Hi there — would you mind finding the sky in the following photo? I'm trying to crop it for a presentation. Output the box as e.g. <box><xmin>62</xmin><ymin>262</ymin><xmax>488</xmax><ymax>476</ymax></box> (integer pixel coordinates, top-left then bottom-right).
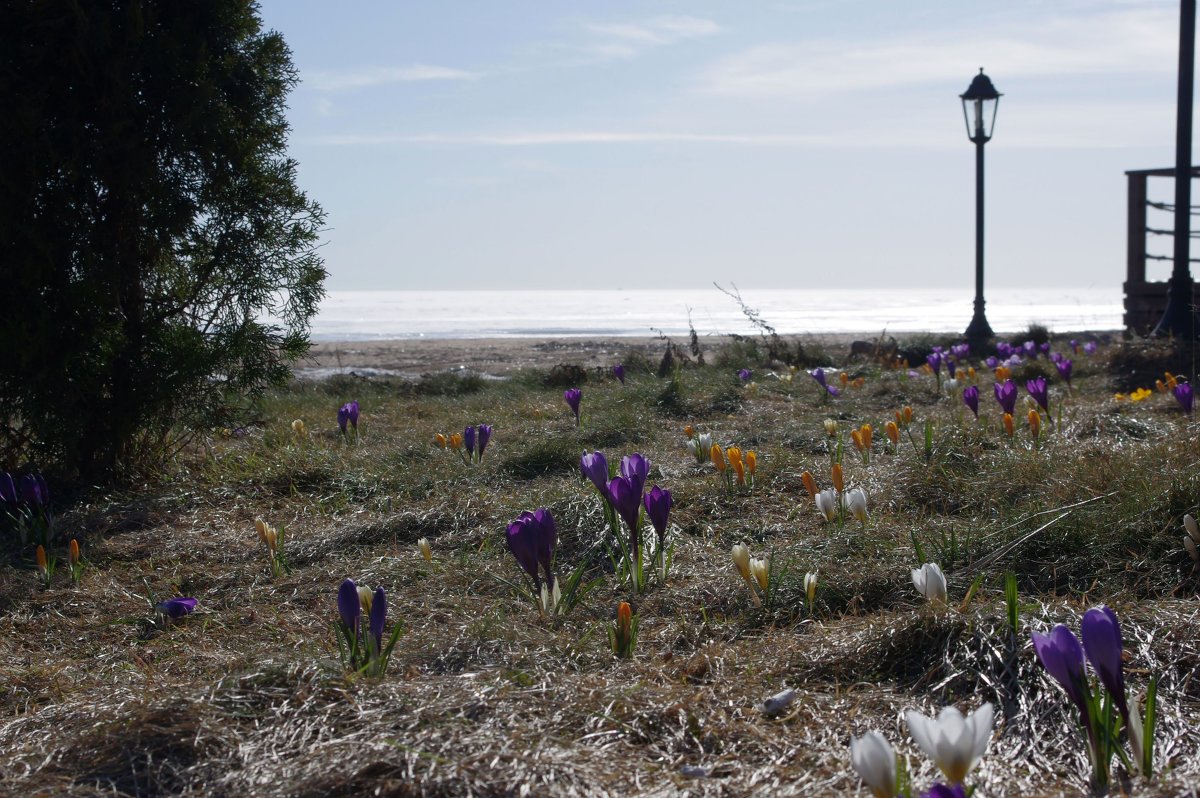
<box><xmin>257</xmin><ymin>0</ymin><xmax>1193</xmax><ymax>292</ymax></box>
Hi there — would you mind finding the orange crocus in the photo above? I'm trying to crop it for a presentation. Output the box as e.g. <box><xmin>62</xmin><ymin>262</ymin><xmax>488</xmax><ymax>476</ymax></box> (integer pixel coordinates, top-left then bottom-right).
<box><xmin>902</xmin><ymin>406</ymin><xmax>914</xmax><ymax>424</ymax></box>
<box><xmin>727</xmin><ymin>447</ymin><xmax>745</xmax><ymax>484</ymax></box>
<box><xmin>831</xmin><ymin>463</ymin><xmax>844</xmax><ymax>493</ymax></box>
<box><xmin>801</xmin><ymin>470</ymin><xmax>818</xmax><ymax>499</ymax></box>
<box><xmin>850</xmin><ymin>429</ymin><xmax>864</xmax><ymax>451</ymax></box>
<box><xmin>861</xmin><ymin>424</ymin><xmax>872</xmax><ymax>448</ymax></box>
<box><xmin>745</xmin><ymin>450</ymin><xmax>757</xmax><ymax>477</ymax></box>
<box><xmin>1028</xmin><ymin>409</ymin><xmax>1041</xmax><ymax>438</ymax></box>
<box><xmin>69</xmin><ymin>538</ymin><xmax>81</xmax><ymax>567</ymax></box>
<box><xmin>995</xmin><ymin>366</ymin><xmax>1012</xmax><ymax>382</ymax></box>
<box><xmin>434</xmin><ymin>433</ymin><xmax>447</xmax><ymax>449</ymax></box>
<box><xmin>449</xmin><ymin>433</ymin><xmax>463</xmax><ymax>450</ymax></box>
<box><xmin>839</xmin><ymin>372</ymin><xmax>850</xmax><ymax>387</ymax></box>
<box><xmin>886</xmin><ymin>421</ymin><xmax>900</xmax><ymax>446</ymax></box>
<box><xmin>684</xmin><ymin>424</ymin><xmax>696</xmax><ymax>439</ymax></box>
<box><xmin>36</xmin><ymin>544</ymin><xmax>47</xmax><ymax>573</ymax></box>
<box><xmin>1003</xmin><ymin>413</ymin><xmax>1015</xmax><ymax>437</ymax></box>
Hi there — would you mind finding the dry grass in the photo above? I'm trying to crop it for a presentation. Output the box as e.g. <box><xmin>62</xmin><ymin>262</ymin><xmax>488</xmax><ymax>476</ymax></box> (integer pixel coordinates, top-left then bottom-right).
<box><xmin>2</xmin><ymin>336</ymin><xmax>1199</xmax><ymax>797</ymax></box>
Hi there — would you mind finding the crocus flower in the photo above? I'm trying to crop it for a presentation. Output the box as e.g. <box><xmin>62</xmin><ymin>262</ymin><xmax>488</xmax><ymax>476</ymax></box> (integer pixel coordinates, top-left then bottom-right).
<box><xmin>1026</xmin><ymin>376</ymin><xmax>1049</xmax><ymax>413</ymax></box>
<box><xmin>738</xmin><ymin>368</ymin><xmax>752</xmax><ymax>382</ymax></box>
<box><xmin>962</xmin><ymin>385</ymin><xmax>979</xmax><ymax>418</ymax></box>
<box><xmin>417</xmin><ymin>537</ymin><xmax>432</xmax><ymax>562</ymax></box>
<box><xmin>886</xmin><ymin>421</ymin><xmax>900</xmax><ymax>446</ymax></box>
<box><xmin>926</xmin><ymin>350</ymin><xmax>943</xmax><ymax>375</ymax></box>
<box><xmin>912</xmin><ymin>563</ymin><xmax>947</xmax><ymax>605</ymax></box>
<box><xmin>620</xmin><ymin>453</ymin><xmax>650</xmax><ymax>497</ymax></box>
<box><xmin>750</xmin><ymin>558</ymin><xmax>770</xmax><ymax>591</ymax></box>
<box><xmin>946</xmin><ymin>358</ymin><xmax>957</xmax><ymax>380</ymax></box>
<box><xmin>1084</xmin><ymin>341</ymin><xmax>1099</xmax><ymax>355</ymax></box>
<box><xmin>800</xmin><ymin>470</ymin><xmax>818</xmax><ymax>499</ymax></box>
<box><xmin>506</xmin><ymin>514</ymin><xmax>544</xmax><ymax>588</ymax></box>
<box><xmin>1175</xmin><ymin>382</ymin><xmax>1194</xmax><ymax>414</ymax></box>
<box><xmin>1002</xmin><ymin>413</ymin><xmax>1014</xmax><ymax>437</ymax></box>
<box><xmin>711</xmin><ymin>444</ymin><xmax>726</xmax><ymax>472</ymax></box>
<box><xmin>846</xmin><ymin>487</ymin><xmax>869</xmax><ymax>523</ymax></box>
<box><xmin>463</xmin><ymin>425</ymin><xmax>476</xmax><ymax>458</ymax></box>
<box><xmin>19</xmin><ymin>474</ymin><xmax>48</xmax><ymax>507</ymax></box>
<box><xmin>1081</xmin><ymin>606</ymin><xmax>1129</xmax><ymax>722</ymax></box>
<box><xmin>804</xmin><ymin>571</ymin><xmax>818</xmax><ymax>606</ymax></box>
<box><xmin>996</xmin><ymin>342</ymin><xmax>1012</xmax><ymax>357</ymax></box>
<box><xmin>434</xmin><ymin>433</ymin><xmax>447</xmax><ymax>449</ymax></box>
<box><xmin>337</xmin><ymin>401</ymin><xmax>360</xmax><ymax>433</ymax></box>
<box><xmin>292</xmin><ymin>419</ymin><xmax>306</xmax><ymax>437</ymax></box>
<box><xmin>613</xmin><ymin>363</ymin><xmax>626</xmax><ymax>384</ymax></box>
<box><xmin>1028</xmin><ymin>409</ymin><xmax>1041</xmax><ymax>438</ymax></box>
<box><xmin>831</xmin><ymin>463</ymin><xmax>844</xmax><ymax>493</ymax></box>
<box><xmin>922</xmin><ymin>783</ymin><xmax>968</xmax><ymax>798</ymax></box>
<box><xmin>1023</xmin><ymin>340</ymin><xmax>1037</xmax><ymax>357</ymax></box>
<box><xmin>643</xmin><ymin>485</ymin><xmax>672</xmax><ymax>542</ymax></box>
<box><xmin>563</xmin><ymin>388</ymin><xmax>582</xmax><ymax>425</ymax></box>
<box><xmin>69</xmin><ymin>538</ymin><xmax>81</xmax><ymax>567</ymax></box>
<box><xmin>607</xmin><ymin>476</ymin><xmax>643</xmax><ymax>542</ymax></box>
<box><xmin>1033</xmin><ymin>624</ymin><xmax>1090</xmax><ymax>713</ymax></box>
<box><xmin>810</xmin><ymin>368</ymin><xmax>839</xmax><ymax>396</ymax></box>
<box><xmin>824</xmin><ymin>418</ymin><xmax>839</xmax><ymax>436</ymax></box>
<box><xmin>157</xmin><ymin>597</ymin><xmax>199</xmax><ymax>619</ymax></box>
<box><xmin>368</xmin><ymin>587</ymin><xmax>386</xmax><ymax>652</ymax></box>
<box><xmin>850</xmin><ymin>731</ymin><xmax>898</xmax><ymax>798</ymax></box>
<box><xmin>1070</xmin><ymin>339</ymin><xmax>1079</xmax><ymax>354</ymax></box>
<box><xmin>951</xmin><ymin>343</ymin><xmax>970</xmax><ymax>359</ymax></box>
<box><xmin>815</xmin><ymin>489</ymin><xmax>838</xmax><ymax>521</ymax></box>
<box><xmin>36</xmin><ymin>544</ymin><xmax>47</xmax><ymax>574</ymax></box>
<box><xmin>580</xmin><ymin>450</ymin><xmax>609</xmax><ymax>493</ymax></box>
<box><xmin>1055</xmin><ymin>358</ymin><xmax>1073</xmax><ymax>387</ymax></box>
<box><xmin>905</xmin><ymin>703</ymin><xmax>994</xmax><ymax>785</ymax></box>
<box><xmin>448</xmin><ymin>433</ymin><xmax>463</xmax><ymax>450</ymax></box>
<box><xmin>727</xmin><ymin>446</ymin><xmax>745</xmax><ymax>484</ymax></box>
<box><xmin>745</xmin><ymin>450</ymin><xmax>757</xmax><ymax>479</ymax></box>
<box><xmin>337</xmin><ymin>578</ymin><xmax>360</xmax><ymax>631</ymax></box>
<box><xmin>985</xmin><ymin>356</ymin><xmax>999</xmax><ymax>369</ymax></box>
<box><xmin>476</xmin><ymin>424</ymin><xmax>493</xmax><ymax>459</ymax></box>
<box><xmin>994</xmin><ymin>380</ymin><xmax>1017</xmax><ymax>415</ymax></box>
<box><xmin>731</xmin><ymin>543</ymin><xmax>752</xmax><ymax>583</ymax></box>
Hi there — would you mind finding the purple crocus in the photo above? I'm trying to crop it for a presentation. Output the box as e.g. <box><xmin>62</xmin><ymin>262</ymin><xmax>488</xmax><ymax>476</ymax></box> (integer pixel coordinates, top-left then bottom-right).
<box><xmin>1032</xmin><ymin>624</ymin><xmax>1091</xmax><ymax>724</ymax></box>
<box><xmin>1023</xmin><ymin>341</ymin><xmax>1037</xmax><ymax>357</ymax></box>
<box><xmin>946</xmin><ymin>358</ymin><xmax>958</xmax><ymax>380</ymax></box>
<box><xmin>996</xmin><ymin>342</ymin><xmax>1013</xmax><ymax>358</ymax></box>
<box><xmin>19</xmin><ymin>474</ymin><xmax>48</xmax><ymax>508</ymax></box>
<box><xmin>643</xmin><ymin>485</ymin><xmax>672</xmax><ymax>543</ymax></box>
<box><xmin>0</xmin><ymin>473</ymin><xmax>16</xmax><ymax>504</ymax></box>
<box><xmin>994</xmin><ymin>380</ymin><xmax>1018</xmax><ymax>415</ymax></box>
<box><xmin>1040</xmin><ymin>342</ymin><xmax>1051</xmax><ymax>354</ymax></box>
<box><xmin>926</xmin><ymin>350</ymin><xmax>943</xmax><ymax>375</ymax></box>
<box><xmin>619</xmin><ymin>453</ymin><xmax>650</xmax><ymax>497</ymax></box>
<box><xmin>1081</xmin><ymin>606</ymin><xmax>1128</xmax><ymax>722</ymax></box>
<box><xmin>951</xmin><ymin>343</ymin><xmax>970</xmax><ymax>359</ymax></box>
<box><xmin>368</xmin><ymin>586</ymin><xmax>387</xmax><ymax>652</ymax></box>
<box><xmin>564</xmin><ymin>388</ymin><xmax>582</xmax><ymax>425</ymax></box>
<box><xmin>922</xmin><ymin>785</ymin><xmax>968</xmax><ymax>798</ymax></box>
<box><xmin>738</xmin><ymin>368</ymin><xmax>752</xmax><ymax>382</ymax></box>
<box><xmin>809</xmin><ymin>368</ymin><xmax>839</xmax><ymax>396</ymax></box>
<box><xmin>337</xmin><ymin>578</ymin><xmax>361</xmax><ymax>632</ymax></box>
<box><xmin>613</xmin><ymin>364</ymin><xmax>626</xmax><ymax>385</ymax></box>
<box><xmin>156</xmin><ymin>597</ymin><xmax>198</xmax><ymax>619</ymax></box>
<box><xmin>463</xmin><ymin>425</ymin><xmax>476</xmax><ymax>459</ymax></box>
<box><xmin>580</xmin><ymin>451</ymin><xmax>610</xmax><ymax>493</ymax></box>
<box><xmin>1175</xmin><ymin>382</ymin><xmax>1194</xmax><ymax>414</ymax></box>
<box><xmin>1070</xmin><ymin>339</ymin><xmax>1079</xmax><ymax>354</ymax></box>
<box><xmin>1083</xmin><ymin>341</ymin><xmax>1099</xmax><ymax>355</ymax></box>
<box><xmin>985</xmin><ymin>356</ymin><xmax>999</xmax><ymax>369</ymax></box>
<box><xmin>962</xmin><ymin>385</ymin><xmax>980</xmax><ymax>419</ymax></box>
<box><xmin>506</xmin><ymin>511</ymin><xmax>544</xmax><ymax>585</ymax></box>
<box><xmin>1026</xmin><ymin>376</ymin><xmax>1050</xmax><ymax>413</ymax></box>
<box><xmin>476</xmin><ymin>424</ymin><xmax>493</xmax><ymax>459</ymax></box>
<box><xmin>1055</xmin><ymin>358</ymin><xmax>1073</xmax><ymax>388</ymax></box>
<box><xmin>337</xmin><ymin>401</ymin><xmax>360</xmax><ymax>433</ymax></box>
<box><xmin>607</xmin><ymin>476</ymin><xmax>643</xmax><ymax>546</ymax></box>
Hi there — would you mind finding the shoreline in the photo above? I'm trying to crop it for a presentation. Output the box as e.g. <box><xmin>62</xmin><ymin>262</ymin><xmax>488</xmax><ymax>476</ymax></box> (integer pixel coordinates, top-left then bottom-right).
<box><xmin>295</xmin><ymin>329</ymin><xmax>1123</xmax><ymax>380</ymax></box>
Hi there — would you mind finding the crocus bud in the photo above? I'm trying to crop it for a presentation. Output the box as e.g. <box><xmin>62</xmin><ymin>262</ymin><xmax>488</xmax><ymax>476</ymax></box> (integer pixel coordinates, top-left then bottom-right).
<box><xmin>1186</xmin><ymin>535</ymin><xmax>1199</xmax><ymax>562</ymax></box>
<box><xmin>823</xmin><ymin>419</ymin><xmax>838</xmax><ymax>437</ymax></box>
<box><xmin>902</xmin><ymin>406</ymin><xmax>914</xmax><ymax>424</ymax></box>
<box><xmin>418</xmin><ymin>537</ymin><xmax>432</xmax><ymax>562</ymax></box>
<box><xmin>851</xmin><ymin>430</ymin><xmax>864</xmax><ymax>451</ymax></box>
<box><xmin>710</xmin><ymin>444</ymin><xmax>726</xmax><ymax>472</ymax></box>
<box><xmin>684</xmin><ymin>425</ymin><xmax>695</xmax><ymax>439</ymax></box>
<box><xmin>831</xmin><ymin>463</ymin><xmax>844</xmax><ymax>493</ymax></box>
<box><xmin>912</xmin><ymin>562</ymin><xmax>948</xmax><ymax>605</ymax></box>
<box><xmin>727</xmin><ymin>447</ymin><xmax>744</xmax><ymax>484</ymax></box>
<box><xmin>886</xmin><ymin>421</ymin><xmax>900</xmax><ymax>446</ymax></box>
<box><xmin>861</xmin><ymin>424</ymin><xmax>872</xmax><ymax>448</ymax></box>
<box><xmin>1003</xmin><ymin>413</ymin><xmax>1014</xmax><ymax>437</ymax></box>
<box><xmin>1027</xmin><ymin>409</ymin><xmax>1041</xmax><ymax>438</ymax></box>
<box><xmin>36</xmin><ymin>544</ymin><xmax>47</xmax><ymax>573</ymax></box>
<box><xmin>292</xmin><ymin>419</ymin><xmax>306</xmax><ymax>436</ymax></box>
<box><xmin>745</xmin><ymin>450</ymin><xmax>757</xmax><ymax>476</ymax></box>
<box><xmin>449</xmin><ymin>433</ymin><xmax>463</xmax><ymax>450</ymax></box>
<box><xmin>264</xmin><ymin>527</ymin><xmax>277</xmax><ymax>552</ymax></box>
<box><xmin>357</xmin><ymin>585</ymin><xmax>374</xmax><ymax>614</ymax></box>
<box><xmin>750</xmin><ymin>558</ymin><xmax>770</xmax><ymax>591</ymax></box>
<box><xmin>815</xmin><ymin>489</ymin><xmax>838</xmax><ymax>521</ymax></box>
<box><xmin>69</xmin><ymin>538</ymin><xmax>81</xmax><ymax>566</ymax></box>
<box><xmin>846</xmin><ymin>487</ymin><xmax>869</xmax><ymax>523</ymax></box>
<box><xmin>434</xmin><ymin>433</ymin><xmax>447</xmax><ymax>449</ymax></box>
<box><xmin>894</xmin><ymin>409</ymin><xmax>903</xmax><ymax>427</ymax></box>
<box><xmin>731</xmin><ymin>543</ymin><xmax>751</xmax><ymax>582</ymax></box>
<box><xmin>839</xmin><ymin>371</ymin><xmax>849</xmax><ymax>387</ymax></box>
<box><xmin>850</xmin><ymin>731</ymin><xmax>898</xmax><ymax>798</ymax></box>
<box><xmin>255</xmin><ymin>518</ymin><xmax>269</xmax><ymax>543</ymax></box>
<box><xmin>800</xmin><ymin>470</ymin><xmax>818</xmax><ymax>499</ymax></box>
<box><xmin>1185</xmin><ymin>513</ymin><xmax>1199</xmax><ymax>542</ymax></box>
<box><xmin>804</xmin><ymin>571</ymin><xmax>818</xmax><ymax>605</ymax></box>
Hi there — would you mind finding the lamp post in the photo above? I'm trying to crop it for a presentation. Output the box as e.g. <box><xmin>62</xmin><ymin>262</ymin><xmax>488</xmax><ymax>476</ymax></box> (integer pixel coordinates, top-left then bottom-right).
<box><xmin>961</xmin><ymin>68</ymin><xmax>1001</xmax><ymax>348</ymax></box>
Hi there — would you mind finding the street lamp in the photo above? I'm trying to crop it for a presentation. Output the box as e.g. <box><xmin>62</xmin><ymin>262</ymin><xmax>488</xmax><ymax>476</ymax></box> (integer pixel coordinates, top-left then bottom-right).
<box><xmin>961</xmin><ymin>68</ymin><xmax>1001</xmax><ymax>348</ymax></box>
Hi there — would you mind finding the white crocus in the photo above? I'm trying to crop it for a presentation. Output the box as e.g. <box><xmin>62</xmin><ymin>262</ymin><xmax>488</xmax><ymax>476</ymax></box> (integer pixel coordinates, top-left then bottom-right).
<box><xmin>911</xmin><ymin>562</ymin><xmax>947</xmax><ymax>605</ymax></box>
<box><xmin>804</xmin><ymin>571</ymin><xmax>818</xmax><ymax>606</ymax></box>
<box><xmin>904</xmin><ymin>703</ymin><xmax>994</xmax><ymax>785</ymax></box>
<box><xmin>850</xmin><ymin>730</ymin><xmax>897</xmax><ymax>798</ymax></box>
<box><xmin>750</xmin><ymin>558</ymin><xmax>770</xmax><ymax>591</ymax></box>
<box><xmin>417</xmin><ymin>537</ymin><xmax>432</xmax><ymax>562</ymax></box>
<box><xmin>698</xmin><ymin>432</ymin><xmax>713</xmax><ymax>453</ymax></box>
<box><xmin>846</xmin><ymin>487</ymin><xmax>869</xmax><ymax>523</ymax></box>
<box><xmin>731</xmin><ymin>543</ymin><xmax>751</xmax><ymax>582</ymax></box>
<box><xmin>814</xmin><ymin>489</ymin><xmax>839</xmax><ymax>521</ymax></box>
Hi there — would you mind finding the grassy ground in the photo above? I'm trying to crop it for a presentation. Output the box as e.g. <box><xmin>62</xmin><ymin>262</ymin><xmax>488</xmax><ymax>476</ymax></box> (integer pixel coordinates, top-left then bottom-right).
<box><xmin>1</xmin><ymin>336</ymin><xmax>1198</xmax><ymax>797</ymax></box>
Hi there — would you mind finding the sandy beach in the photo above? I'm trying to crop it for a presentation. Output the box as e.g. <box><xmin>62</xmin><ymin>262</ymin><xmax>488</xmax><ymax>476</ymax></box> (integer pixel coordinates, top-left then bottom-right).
<box><xmin>296</xmin><ymin>332</ymin><xmax>881</xmax><ymax>379</ymax></box>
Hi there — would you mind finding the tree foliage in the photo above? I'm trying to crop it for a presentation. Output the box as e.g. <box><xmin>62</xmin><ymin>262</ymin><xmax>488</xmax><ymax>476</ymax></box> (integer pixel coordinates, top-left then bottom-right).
<box><xmin>0</xmin><ymin>0</ymin><xmax>326</xmax><ymax>478</ymax></box>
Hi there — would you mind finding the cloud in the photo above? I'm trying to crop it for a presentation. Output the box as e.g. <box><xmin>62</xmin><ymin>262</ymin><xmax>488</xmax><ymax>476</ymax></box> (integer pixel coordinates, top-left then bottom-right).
<box><xmin>701</xmin><ymin>8</ymin><xmax>1176</xmax><ymax>97</ymax></box>
<box><xmin>580</xmin><ymin>15</ymin><xmax>720</xmax><ymax>59</ymax></box>
<box><xmin>307</xmin><ymin>64</ymin><xmax>483</xmax><ymax>92</ymax></box>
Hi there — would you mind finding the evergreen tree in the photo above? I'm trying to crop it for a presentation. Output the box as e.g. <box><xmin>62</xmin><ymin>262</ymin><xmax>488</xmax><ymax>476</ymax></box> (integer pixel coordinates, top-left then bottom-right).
<box><xmin>0</xmin><ymin>0</ymin><xmax>326</xmax><ymax>477</ymax></box>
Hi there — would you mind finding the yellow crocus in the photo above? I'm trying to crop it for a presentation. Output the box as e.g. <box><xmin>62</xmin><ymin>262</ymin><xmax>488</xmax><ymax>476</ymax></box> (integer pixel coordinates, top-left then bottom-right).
<box><xmin>710</xmin><ymin>444</ymin><xmax>726</xmax><ymax>472</ymax></box>
<box><xmin>967</xmin><ymin>366</ymin><xmax>976</xmax><ymax>380</ymax></box>
<box><xmin>850</xmin><ymin>429</ymin><xmax>864</xmax><ymax>451</ymax></box>
<box><xmin>434</xmin><ymin>433</ymin><xmax>447</xmax><ymax>449</ymax></box>
<box><xmin>902</xmin><ymin>406</ymin><xmax>914</xmax><ymax>424</ymax></box>
<box><xmin>886</xmin><ymin>421</ymin><xmax>900</xmax><ymax>446</ymax></box>
<box><xmin>1113</xmin><ymin>392</ymin><xmax>1127</xmax><ymax>402</ymax></box>
<box><xmin>839</xmin><ymin>372</ymin><xmax>850</xmax><ymax>387</ymax></box>
<box><xmin>1003</xmin><ymin>413</ymin><xmax>1014</xmax><ymax>437</ymax></box>
<box><xmin>291</xmin><ymin>419</ymin><xmax>306</xmax><ymax>436</ymax></box>
<box><xmin>418</xmin><ymin>537</ymin><xmax>433</xmax><ymax>562</ymax></box>
<box><xmin>745</xmin><ymin>450</ymin><xmax>757</xmax><ymax>477</ymax></box>
<box><xmin>1131</xmin><ymin>387</ymin><xmax>1153</xmax><ymax>402</ymax></box>
<box><xmin>832</xmin><ymin>462</ymin><xmax>844</xmax><ymax>493</ymax></box>
<box><xmin>1156</xmin><ymin>379</ymin><xmax>1167</xmax><ymax>393</ymax></box>
<box><xmin>449</xmin><ymin>433</ymin><xmax>463</xmax><ymax>450</ymax></box>
<box><xmin>1165</xmin><ymin>372</ymin><xmax>1178</xmax><ymax>389</ymax></box>
<box><xmin>861</xmin><ymin>424</ymin><xmax>872</xmax><ymax>449</ymax></box>
<box><xmin>852</xmin><ymin>377</ymin><xmax>865</xmax><ymax>389</ymax></box>
<box><xmin>1027</xmin><ymin>409</ymin><xmax>1041</xmax><ymax>438</ymax></box>
<box><xmin>995</xmin><ymin>366</ymin><xmax>1011</xmax><ymax>382</ymax></box>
